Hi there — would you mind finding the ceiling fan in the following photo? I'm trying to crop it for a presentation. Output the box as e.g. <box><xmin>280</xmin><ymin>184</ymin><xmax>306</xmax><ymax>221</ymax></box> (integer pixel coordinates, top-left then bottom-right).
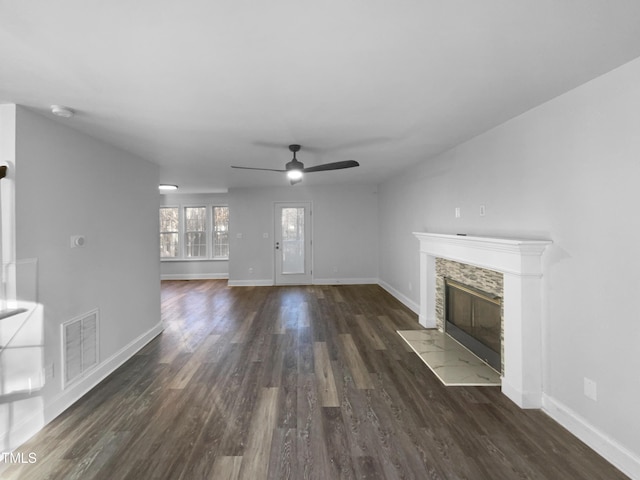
<box><xmin>231</xmin><ymin>144</ymin><xmax>359</xmax><ymax>185</ymax></box>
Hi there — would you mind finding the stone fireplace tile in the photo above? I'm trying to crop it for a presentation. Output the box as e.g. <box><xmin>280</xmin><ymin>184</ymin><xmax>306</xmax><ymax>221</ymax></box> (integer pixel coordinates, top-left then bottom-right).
<box><xmin>397</xmin><ymin>329</ymin><xmax>501</xmax><ymax>386</ymax></box>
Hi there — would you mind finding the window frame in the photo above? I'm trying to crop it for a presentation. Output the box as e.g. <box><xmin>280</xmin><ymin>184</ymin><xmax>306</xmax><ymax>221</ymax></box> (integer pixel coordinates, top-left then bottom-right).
<box><xmin>183</xmin><ymin>205</ymin><xmax>208</xmax><ymax>259</ymax></box>
<box><xmin>159</xmin><ymin>203</ymin><xmax>229</xmax><ymax>262</ymax></box>
<box><xmin>212</xmin><ymin>205</ymin><xmax>230</xmax><ymax>260</ymax></box>
<box><xmin>159</xmin><ymin>205</ymin><xmax>180</xmax><ymax>259</ymax></box>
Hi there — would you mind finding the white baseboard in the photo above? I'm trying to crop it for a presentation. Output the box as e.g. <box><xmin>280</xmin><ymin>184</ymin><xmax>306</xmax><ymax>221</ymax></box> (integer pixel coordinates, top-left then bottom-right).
<box><xmin>227</xmin><ymin>279</ymin><xmax>274</xmax><ymax>287</ymax></box>
<box><xmin>501</xmin><ymin>380</ymin><xmax>542</xmax><ymax>409</ymax></box>
<box><xmin>378</xmin><ymin>280</ymin><xmax>420</xmax><ymax>314</ymax></box>
<box><xmin>1</xmin><ymin>322</ymin><xmax>164</xmax><ymax>453</ymax></box>
<box><xmin>542</xmin><ymin>394</ymin><xmax>640</xmax><ymax>479</ymax></box>
<box><xmin>313</xmin><ymin>277</ymin><xmax>378</xmax><ymax>285</ymax></box>
<box><xmin>228</xmin><ymin>278</ymin><xmax>379</xmax><ymax>287</ymax></box>
<box><xmin>161</xmin><ymin>273</ymin><xmax>228</xmax><ymax>280</ymax></box>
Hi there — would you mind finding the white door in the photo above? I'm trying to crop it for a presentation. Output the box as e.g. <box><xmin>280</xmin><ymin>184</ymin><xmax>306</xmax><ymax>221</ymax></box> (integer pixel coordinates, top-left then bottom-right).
<box><xmin>274</xmin><ymin>202</ymin><xmax>312</xmax><ymax>285</ymax></box>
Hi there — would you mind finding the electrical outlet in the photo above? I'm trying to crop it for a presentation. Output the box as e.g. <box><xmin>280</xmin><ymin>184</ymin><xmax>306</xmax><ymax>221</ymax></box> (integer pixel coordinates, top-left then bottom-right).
<box><xmin>479</xmin><ymin>205</ymin><xmax>486</xmax><ymax>216</ymax></box>
<box><xmin>455</xmin><ymin>207</ymin><xmax>461</xmax><ymax>218</ymax></box>
<box><xmin>248</xmin><ymin>267</ymin><xmax>254</xmax><ymax>274</ymax></box>
<box><xmin>584</xmin><ymin>377</ymin><xmax>597</xmax><ymax>401</ymax></box>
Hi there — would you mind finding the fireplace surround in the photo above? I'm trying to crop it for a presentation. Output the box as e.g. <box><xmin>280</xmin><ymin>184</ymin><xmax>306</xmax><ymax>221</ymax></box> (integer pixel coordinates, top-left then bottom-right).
<box><xmin>414</xmin><ymin>232</ymin><xmax>551</xmax><ymax>408</ymax></box>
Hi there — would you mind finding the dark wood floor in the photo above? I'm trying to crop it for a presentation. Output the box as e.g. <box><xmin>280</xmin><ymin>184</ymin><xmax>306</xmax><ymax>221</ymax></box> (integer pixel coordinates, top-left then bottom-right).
<box><xmin>2</xmin><ymin>280</ymin><xmax>627</xmax><ymax>479</ymax></box>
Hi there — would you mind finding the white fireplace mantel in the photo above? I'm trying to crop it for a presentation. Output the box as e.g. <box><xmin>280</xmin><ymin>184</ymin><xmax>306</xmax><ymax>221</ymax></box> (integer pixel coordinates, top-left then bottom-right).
<box><xmin>413</xmin><ymin>232</ymin><xmax>552</xmax><ymax>408</ymax></box>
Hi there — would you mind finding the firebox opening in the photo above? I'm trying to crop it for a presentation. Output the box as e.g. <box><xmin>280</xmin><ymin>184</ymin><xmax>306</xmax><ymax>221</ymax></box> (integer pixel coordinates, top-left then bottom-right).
<box><xmin>445</xmin><ymin>278</ymin><xmax>501</xmax><ymax>372</ymax></box>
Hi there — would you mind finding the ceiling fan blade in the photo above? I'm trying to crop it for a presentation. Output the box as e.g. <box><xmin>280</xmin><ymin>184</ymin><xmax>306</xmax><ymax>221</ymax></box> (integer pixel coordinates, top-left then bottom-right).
<box><xmin>303</xmin><ymin>160</ymin><xmax>359</xmax><ymax>173</ymax></box>
<box><xmin>231</xmin><ymin>166</ymin><xmax>286</xmax><ymax>172</ymax></box>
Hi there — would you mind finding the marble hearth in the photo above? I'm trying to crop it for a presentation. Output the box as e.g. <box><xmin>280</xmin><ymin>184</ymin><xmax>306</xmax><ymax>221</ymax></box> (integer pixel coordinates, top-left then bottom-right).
<box><xmin>414</xmin><ymin>232</ymin><xmax>551</xmax><ymax>408</ymax></box>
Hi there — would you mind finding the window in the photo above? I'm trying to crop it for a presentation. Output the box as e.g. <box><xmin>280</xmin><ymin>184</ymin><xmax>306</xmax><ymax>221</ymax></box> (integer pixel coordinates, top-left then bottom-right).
<box><xmin>213</xmin><ymin>206</ymin><xmax>229</xmax><ymax>259</ymax></box>
<box><xmin>159</xmin><ymin>204</ymin><xmax>229</xmax><ymax>260</ymax></box>
<box><xmin>159</xmin><ymin>207</ymin><xmax>179</xmax><ymax>258</ymax></box>
<box><xmin>185</xmin><ymin>206</ymin><xmax>207</xmax><ymax>258</ymax></box>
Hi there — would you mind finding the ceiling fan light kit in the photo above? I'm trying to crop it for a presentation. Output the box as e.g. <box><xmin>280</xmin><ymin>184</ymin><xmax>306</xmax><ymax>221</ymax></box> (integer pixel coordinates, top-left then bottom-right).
<box><xmin>232</xmin><ymin>144</ymin><xmax>359</xmax><ymax>185</ymax></box>
<box><xmin>287</xmin><ymin>169</ymin><xmax>303</xmax><ymax>180</ymax></box>
<box><xmin>285</xmin><ymin>145</ymin><xmax>304</xmax><ymax>183</ymax></box>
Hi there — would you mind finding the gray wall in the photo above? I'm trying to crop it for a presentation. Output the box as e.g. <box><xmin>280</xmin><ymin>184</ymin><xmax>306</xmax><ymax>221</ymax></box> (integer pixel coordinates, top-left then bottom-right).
<box><xmin>8</xmin><ymin>106</ymin><xmax>161</xmax><ymax>447</ymax></box>
<box><xmin>229</xmin><ymin>184</ymin><xmax>378</xmax><ymax>284</ymax></box>
<box><xmin>378</xmin><ymin>57</ymin><xmax>640</xmax><ymax>468</ymax></box>
<box><xmin>160</xmin><ymin>193</ymin><xmax>229</xmax><ymax>279</ymax></box>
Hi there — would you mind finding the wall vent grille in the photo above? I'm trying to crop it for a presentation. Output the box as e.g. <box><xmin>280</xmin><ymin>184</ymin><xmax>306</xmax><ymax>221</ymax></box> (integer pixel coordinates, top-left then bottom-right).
<box><xmin>62</xmin><ymin>309</ymin><xmax>99</xmax><ymax>388</ymax></box>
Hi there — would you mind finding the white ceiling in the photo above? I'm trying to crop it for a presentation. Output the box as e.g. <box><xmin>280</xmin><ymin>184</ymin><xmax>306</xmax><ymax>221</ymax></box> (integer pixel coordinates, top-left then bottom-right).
<box><xmin>3</xmin><ymin>1</ymin><xmax>640</xmax><ymax>193</ymax></box>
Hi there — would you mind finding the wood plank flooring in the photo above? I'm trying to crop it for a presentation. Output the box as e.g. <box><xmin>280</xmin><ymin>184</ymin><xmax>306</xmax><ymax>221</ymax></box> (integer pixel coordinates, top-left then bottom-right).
<box><xmin>1</xmin><ymin>280</ymin><xmax>628</xmax><ymax>479</ymax></box>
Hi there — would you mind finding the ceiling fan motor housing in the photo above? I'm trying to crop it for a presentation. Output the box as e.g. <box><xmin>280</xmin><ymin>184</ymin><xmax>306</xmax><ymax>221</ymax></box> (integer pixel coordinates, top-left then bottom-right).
<box><xmin>287</xmin><ymin>145</ymin><xmax>304</xmax><ymax>171</ymax></box>
<box><xmin>286</xmin><ymin>159</ymin><xmax>304</xmax><ymax>171</ymax></box>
